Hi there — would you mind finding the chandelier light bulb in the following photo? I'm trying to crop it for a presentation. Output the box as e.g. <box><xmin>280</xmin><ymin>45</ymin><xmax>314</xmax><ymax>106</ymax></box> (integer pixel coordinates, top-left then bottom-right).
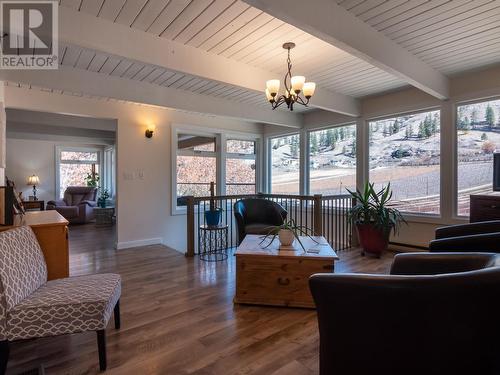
<box><xmin>266</xmin><ymin>79</ymin><xmax>280</xmax><ymax>96</ymax></box>
<box><xmin>291</xmin><ymin>76</ymin><xmax>305</xmax><ymax>93</ymax></box>
<box><xmin>265</xmin><ymin>88</ymin><xmax>274</xmax><ymax>102</ymax></box>
<box><xmin>303</xmin><ymin>82</ymin><xmax>316</xmax><ymax>98</ymax></box>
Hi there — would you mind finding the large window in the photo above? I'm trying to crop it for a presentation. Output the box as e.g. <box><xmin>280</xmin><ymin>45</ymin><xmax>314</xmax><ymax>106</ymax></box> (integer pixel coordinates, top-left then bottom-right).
<box><xmin>57</xmin><ymin>148</ymin><xmax>101</xmax><ymax>198</ymax></box>
<box><xmin>270</xmin><ymin>134</ymin><xmax>300</xmax><ymax>194</ymax></box>
<box><xmin>369</xmin><ymin>110</ymin><xmax>441</xmax><ymax>214</ymax></box>
<box><xmin>309</xmin><ymin>124</ymin><xmax>356</xmax><ymax>195</ymax></box>
<box><xmin>176</xmin><ymin>134</ymin><xmax>217</xmax><ymax>205</ymax></box>
<box><xmin>173</xmin><ymin>129</ymin><xmax>260</xmax><ymax>211</ymax></box>
<box><xmin>225</xmin><ymin>139</ymin><xmax>257</xmax><ymax>195</ymax></box>
<box><xmin>456</xmin><ymin>99</ymin><xmax>500</xmax><ymax>216</ymax></box>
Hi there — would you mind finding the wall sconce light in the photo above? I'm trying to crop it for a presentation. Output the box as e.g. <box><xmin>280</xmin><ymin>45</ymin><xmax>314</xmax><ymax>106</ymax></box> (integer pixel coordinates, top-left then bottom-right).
<box><xmin>145</xmin><ymin>125</ymin><xmax>155</xmax><ymax>138</ymax></box>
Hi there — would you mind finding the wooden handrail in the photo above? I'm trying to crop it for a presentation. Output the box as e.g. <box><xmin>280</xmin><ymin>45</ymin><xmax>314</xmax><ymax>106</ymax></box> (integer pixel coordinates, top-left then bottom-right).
<box><xmin>192</xmin><ymin>192</ymin><xmax>350</xmax><ymax>203</ymax></box>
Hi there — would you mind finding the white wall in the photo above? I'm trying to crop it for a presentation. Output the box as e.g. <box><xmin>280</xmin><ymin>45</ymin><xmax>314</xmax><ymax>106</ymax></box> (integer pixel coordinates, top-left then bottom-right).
<box><xmin>5</xmin><ymin>138</ymin><xmax>107</xmax><ymax>202</ymax></box>
<box><xmin>4</xmin><ymin>86</ymin><xmax>263</xmax><ymax>252</ymax></box>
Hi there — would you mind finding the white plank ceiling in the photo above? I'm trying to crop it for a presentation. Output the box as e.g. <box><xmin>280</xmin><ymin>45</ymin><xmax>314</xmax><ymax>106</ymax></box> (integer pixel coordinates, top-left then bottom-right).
<box><xmin>59</xmin><ymin>0</ymin><xmax>408</xmax><ymax>100</ymax></box>
<box><xmin>57</xmin><ymin>0</ymin><xmax>500</xmax><ymax>107</ymax></box>
<box><xmin>336</xmin><ymin>0</ymin><xmax>500</xmax><ymax>75</ymax></box>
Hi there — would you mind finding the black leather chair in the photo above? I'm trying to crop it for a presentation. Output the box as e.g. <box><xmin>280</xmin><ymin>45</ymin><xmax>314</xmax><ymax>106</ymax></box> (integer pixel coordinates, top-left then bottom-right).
<box><xmin>429</xmin><ymin>220</ymin><xmax>500</xmax><ymax>252</ymax></box>
<box><xmin>234</xmin><ymin>198</ymin><xmax>287</xmax><ymax>244</ymax></box>
<box><xmin>309</xmin><ymin>252</ymin><xmax>500</xmax><ymax>375</ymax></box>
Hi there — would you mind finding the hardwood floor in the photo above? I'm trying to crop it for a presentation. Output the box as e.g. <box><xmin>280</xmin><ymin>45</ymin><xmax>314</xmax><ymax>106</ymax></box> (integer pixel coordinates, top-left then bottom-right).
<box><xmin>7</xmin><ymin>225</ymin><xmax>394</xmax><ymax>375</ymax></box>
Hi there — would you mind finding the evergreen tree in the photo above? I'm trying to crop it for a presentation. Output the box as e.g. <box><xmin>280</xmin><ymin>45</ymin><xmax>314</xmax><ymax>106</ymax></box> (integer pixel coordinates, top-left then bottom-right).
<box><xmin>471</xmin><ymin>108</ymin><xmax>479</xmax><ymax>128</ymax></box>
<box><xmin>418</xmin><ymin>121</ymin><xmax>425</xmax><ymax>138</ymax></box>
<box><xmin>342</xmin><ymin>145</ymin><xmax>347</xmax><ymax>154</ymax></box>
<box><xmin>457</xmin><ymin>106</ymin><xmax>465</xmax><ymax>129</ymax></box>
<box><xmin>319</xmin><ymin>131</ymin><xmax>327</xmax><ymax>148</ymax></box>
<box><xmin>351</xmin><ymin>140</ymin><xmax>356</xmax><ymax>155</ymax></box>
<box><xmin>325</xmin><ymin>129</ymin><xmax>334</xmax><ymax>148</ymax></box>
<box><xmin>392</xmin><ymin>120</ymin><xmax>400</xmax><ymax>134</ymax></box>
<box><xmin>311</xmin><ymin>133</ymin><xmax>319</xmax><ymax>154</ymax></box>
<box><xmin>481</xmin><ymin>132</ymin><xmax>488</xmax><ymax>141</ymax></box>
<box><xmin>333</xmin><ymin>128</ymin><xmax>339</xmax><ymax>142</ymax></box>
<box><xmin>485</xmin><ymin>104</ymin><xmax>495</xmax><ymax>128</ymax></box>
<box><xmin>405</xmin><ymin>124</ymin><xmax>412</xmax><ymax>139</ymax></box>
<box><xmin>431</xmin><ymin>113</ymin><xmax>439</xmax><ymax>134</ymax></box>
<box><xmin>383</xmin><ymin>124</ymin><xmax>389</xmax><ymax>137</ymax></box>
<box><xmin>339</xmin><ymin>127</ymin><xmax>345</xmax><ymax>140</ymax></box>
<box><xmin>290</xmin><ymin>135</ymin><xmax>299</xmax><ymax>158</ymax></box>
<box><xmin>463</xmin><ymin>117</ymin><xmax>471</xmax><ymax>131</ymax></box>
<box><xmin>422</xmin><ymin>115</ymin><xmax>432</xmax><ymax>138</ymax></box>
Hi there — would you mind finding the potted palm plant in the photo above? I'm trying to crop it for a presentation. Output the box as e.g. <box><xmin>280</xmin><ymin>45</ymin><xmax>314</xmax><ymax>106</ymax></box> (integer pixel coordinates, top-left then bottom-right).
<box><xmin>347</xmin><ymin>182</ymin><xmax>406</xmax><ymax>257</ymax></box>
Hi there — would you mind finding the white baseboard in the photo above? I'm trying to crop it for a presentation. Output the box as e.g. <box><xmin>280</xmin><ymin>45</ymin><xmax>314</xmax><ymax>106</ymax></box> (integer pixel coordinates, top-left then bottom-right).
<box><xmin>116</xmin><ymin>238</ymin><xmax>163</xmax><ymax>250</ymax></box>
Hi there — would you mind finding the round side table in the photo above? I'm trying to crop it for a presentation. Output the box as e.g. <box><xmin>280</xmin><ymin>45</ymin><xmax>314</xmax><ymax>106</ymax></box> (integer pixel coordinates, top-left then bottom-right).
<box><xmin>198</xmin><ymin>224</ymin><xmax>228</xmax><ymax>262</ymax></box>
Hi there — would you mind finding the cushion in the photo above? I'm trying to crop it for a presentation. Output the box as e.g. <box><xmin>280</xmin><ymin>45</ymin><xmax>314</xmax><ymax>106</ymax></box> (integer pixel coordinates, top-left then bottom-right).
<box><xmin>7</xmin><ymin>273</ymin><xmax>121</xmax><ymax>340</ymax></box>
<box><xmin>245</xmin><ymin>224</ymin><xmax>275</xmax><ymax>235</ymax></box>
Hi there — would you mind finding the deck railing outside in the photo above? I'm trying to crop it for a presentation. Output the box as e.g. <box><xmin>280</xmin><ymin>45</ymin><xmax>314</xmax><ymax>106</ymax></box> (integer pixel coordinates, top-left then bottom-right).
<box><xmin>185</xmin><ymin>193</ymin><xmax>356</xmax><ymax>257</ymax></box>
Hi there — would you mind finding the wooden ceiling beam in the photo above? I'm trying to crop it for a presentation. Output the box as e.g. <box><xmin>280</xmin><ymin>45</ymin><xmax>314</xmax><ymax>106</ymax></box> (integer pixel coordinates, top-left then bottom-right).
<box><xmin>56</xmin><ymin>6</ymin><xmax>360</xmax><ymax>117</ymax></box>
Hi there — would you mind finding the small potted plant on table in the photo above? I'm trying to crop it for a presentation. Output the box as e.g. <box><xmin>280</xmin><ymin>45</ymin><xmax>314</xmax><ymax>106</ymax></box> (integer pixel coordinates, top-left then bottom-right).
<box><xmin>259</xmin><ymin>218</ymin><xmax>319</xmax><ymax>252</ymax></box>
<box><xmin>347</xmin><ymin>182</ymin><xmax>406</xmax><ymax>258</ymax></box>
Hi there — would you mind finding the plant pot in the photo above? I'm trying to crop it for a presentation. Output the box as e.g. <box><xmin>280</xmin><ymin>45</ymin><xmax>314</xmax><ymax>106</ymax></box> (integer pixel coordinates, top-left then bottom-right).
<box><xmin>355</xmin><ymin>223</ymin><xmax>390</xmax><ymax>258</ymax></box>
<box><xmin>205</xmin><ymin>209</ymin><xmax>222</xmax><ymax>226</ymax></box>
<box><xmin>279</xmin><ymin>229</ymin><xmax>295</xmax><ymax>247</ymax></box>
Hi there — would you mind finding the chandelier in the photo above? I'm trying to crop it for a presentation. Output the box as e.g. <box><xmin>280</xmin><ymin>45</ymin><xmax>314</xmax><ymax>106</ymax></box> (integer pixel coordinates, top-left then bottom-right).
<box><xmin>265</xmin><ymin>42</ymin><xmax>316</xmax><ymax>111</ymax></box>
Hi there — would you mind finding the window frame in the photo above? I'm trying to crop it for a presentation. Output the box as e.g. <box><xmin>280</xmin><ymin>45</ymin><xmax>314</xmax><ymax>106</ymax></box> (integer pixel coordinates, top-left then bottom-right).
<box><xmin>55</xmin><ymin>146</ymin><xmax>103</xmax><ymax>199</ymax></box>
<box><xmin>365</xmin><ymin>107</ymin><xmax>443</xmax><ymax>218</ymax></box>
<box><xmin>171</xmin><ymin>124</ymin><xmax>262</xmax><ymax>215</ymax></box>
<box><xmin>225</xmin><ymin>138</ymin><xmax>258</xmax><ymax>196</ymax></box>
<box><xmin>453</xmin><ymin>95</ymin><xmax>500</xmax><ymax>219</ymax></box>
<box><xmin>267</xmin><ymin>132</ymin><xmax>302</xmax><ymax>195</ymax></box>
<box><xmin>306</xmin><ymin>123</ymin><xmax>357</xmax><ymax>196</ymax></box>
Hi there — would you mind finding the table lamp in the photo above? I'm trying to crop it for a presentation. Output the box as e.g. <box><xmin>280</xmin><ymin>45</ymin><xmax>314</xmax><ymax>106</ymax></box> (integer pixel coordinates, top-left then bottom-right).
<box><xmin>27</xmin><ymin>175</ymin><xmax>40</xmax><ymax>201</ymax></box>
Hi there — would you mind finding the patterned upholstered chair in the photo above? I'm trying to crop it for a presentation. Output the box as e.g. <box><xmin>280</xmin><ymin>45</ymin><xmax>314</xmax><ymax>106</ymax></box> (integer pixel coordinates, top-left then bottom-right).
<box><xmin>0</xmin><ymin>226</ymin><xmax>121</xmax><ymax>372</ymax></box>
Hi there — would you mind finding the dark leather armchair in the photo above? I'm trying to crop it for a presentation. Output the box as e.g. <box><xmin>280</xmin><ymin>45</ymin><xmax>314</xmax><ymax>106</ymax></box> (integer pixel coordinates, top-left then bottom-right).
<box><xmin>309</xmin><ymin>252</ymin><xmax>500</xmax><ymax>375</ymax></box>
<box><xmin>234</xmin><ymin>198</ymin><xmax>287</xmax><ymax>244</ymax></box>
<box><xmin>47</xmin><ymin>186</ymin><xmax>98</xmax><ymax>224</ymax></box>
<box><xmin>429</xmin><ymin>220</ymin><xmax>500</xmax><ymax>252</ymax></box>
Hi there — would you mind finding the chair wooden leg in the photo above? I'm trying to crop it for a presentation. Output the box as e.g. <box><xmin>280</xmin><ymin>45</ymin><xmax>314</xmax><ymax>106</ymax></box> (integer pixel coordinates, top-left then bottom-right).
<box><xmin>97</xmin><ymin>330</ymin><xmax>107</xmax><ymax>371</ymax></box>
<box><xmin>0</xmin><ymin>340</ymin><xmax>9</xmax><ymax>375</ymax></box>
<box><xmin>114</xmin><ymin>299</ymin><xmax>121</xmax><ymax>330</ymax></box>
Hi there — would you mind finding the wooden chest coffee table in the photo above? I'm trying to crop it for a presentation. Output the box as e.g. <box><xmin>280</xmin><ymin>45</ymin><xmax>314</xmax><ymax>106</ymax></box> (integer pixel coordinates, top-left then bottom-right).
<box><xmin>234</xmin><ymin>234</ymin><xmax>339</xmax><ymax>308</ymax></box>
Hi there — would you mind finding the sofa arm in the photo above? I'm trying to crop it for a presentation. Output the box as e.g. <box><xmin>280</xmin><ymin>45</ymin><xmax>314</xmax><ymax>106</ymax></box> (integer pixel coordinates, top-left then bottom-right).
<box><xmin>233</xmin><ymin>209</ymin><xmax>246</xmax><ymax>245</ymax></box>
<box><xmin>429</xmin><ymin>232</ymin><xmax>500</xmax><ymax>253</ymax></box>
<box><xmin>80</xmin><ymin>200</ymin><xmax>97</xmax><ymax>207</ymax></box>
<box><xmin>46</xmin><ymin>199</ymin><xmax>66</xmax><ymax>207</ymax></box>
<box><xmin>390</xmin><ymin>252</ymin><xmax>498</xmax><ymax>276</ymax></box>
<box><xmin>435</xmin><ymin>221</ymin><xmax>500</xmax><ymax>239</ymax></box>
